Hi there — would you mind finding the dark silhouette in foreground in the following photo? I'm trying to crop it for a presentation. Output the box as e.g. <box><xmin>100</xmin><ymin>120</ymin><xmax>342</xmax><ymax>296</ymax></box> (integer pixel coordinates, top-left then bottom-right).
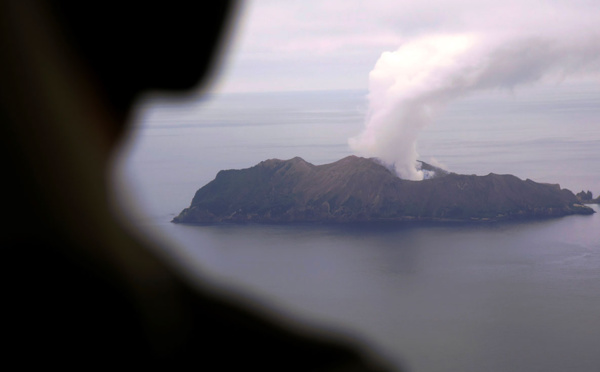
<box><xmin>1</xmin><ymin>1</ymin><xmax>395</xmax><ymax>370</ymax></box>
<box><xmin>173</xmin><ymin>156</ymin><xmax>594</xmax><ymax>224</ymax></box>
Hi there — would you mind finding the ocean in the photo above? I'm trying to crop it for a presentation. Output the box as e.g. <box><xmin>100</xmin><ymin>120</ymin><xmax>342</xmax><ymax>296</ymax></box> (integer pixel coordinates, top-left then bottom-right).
<box><xmin>112</xmin><ymin>83</ymin><xmax>600</xmax><ymax>372</ymax></box>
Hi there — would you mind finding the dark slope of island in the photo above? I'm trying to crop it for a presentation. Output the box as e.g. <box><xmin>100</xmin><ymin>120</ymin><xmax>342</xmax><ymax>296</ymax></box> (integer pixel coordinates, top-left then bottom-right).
<box><xmin>172</xmin><ymin>156</ymin><xmax>594</xmax><ymax>224</ymax></box>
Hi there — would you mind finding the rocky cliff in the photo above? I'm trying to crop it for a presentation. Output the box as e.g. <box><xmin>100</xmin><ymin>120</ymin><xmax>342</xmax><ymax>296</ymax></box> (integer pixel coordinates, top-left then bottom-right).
<box><xmin>576</xmin><ymin>190</ymin><xmax>600</xmax><ymax>204</ymax></box>
<box><xmin>173</xmin><ymin>156</ymin><xmax>594</xmax><ymax>224</ymax></box>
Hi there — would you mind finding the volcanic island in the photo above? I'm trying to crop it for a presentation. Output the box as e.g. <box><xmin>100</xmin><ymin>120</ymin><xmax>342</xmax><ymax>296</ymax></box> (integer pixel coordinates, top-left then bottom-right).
<box><xmin>172</xmin><ymin>156</ymin><xmax>595</xmax><ymax>224</ymax></box>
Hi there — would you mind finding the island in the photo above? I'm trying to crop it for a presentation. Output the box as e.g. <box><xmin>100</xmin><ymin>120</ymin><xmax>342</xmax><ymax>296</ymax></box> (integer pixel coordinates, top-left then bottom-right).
<box><xmin>576</xmin><ymin>190</ymin><xmax>600</xmax><ymax>204</ymax></box>
<box><xmin>172</xmin><ymin>156</ymin><xmax>595</xmax><ymax>224</ymax></box>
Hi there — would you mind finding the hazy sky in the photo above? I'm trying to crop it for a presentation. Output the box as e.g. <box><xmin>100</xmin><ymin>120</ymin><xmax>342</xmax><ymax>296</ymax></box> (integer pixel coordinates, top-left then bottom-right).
<box><xmin>213</xmin><ymin>0</ymin><xmax>600</xmax><ymax>94</ymax></box>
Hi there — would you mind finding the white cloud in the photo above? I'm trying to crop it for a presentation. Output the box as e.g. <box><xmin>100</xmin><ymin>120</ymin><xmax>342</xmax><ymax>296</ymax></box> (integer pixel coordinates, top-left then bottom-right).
<box><xmin>214</xmin><ymin>0</ymin><xmax>600</xmax><ymax>93</ymax></box>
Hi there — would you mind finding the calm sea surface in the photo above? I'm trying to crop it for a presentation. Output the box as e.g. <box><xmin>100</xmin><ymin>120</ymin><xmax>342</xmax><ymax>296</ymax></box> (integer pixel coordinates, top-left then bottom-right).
<box><xmin>112</xmin><ymin>84</ymin><xmax>600</xmax><ymax>372</ymax></box>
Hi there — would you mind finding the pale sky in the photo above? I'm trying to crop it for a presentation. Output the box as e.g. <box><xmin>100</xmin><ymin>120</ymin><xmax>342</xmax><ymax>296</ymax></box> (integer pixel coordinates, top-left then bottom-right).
<box><xmin>212</xmin><ymin>0</ymin><xmax>600</xmax><ymax>93</ymax></box>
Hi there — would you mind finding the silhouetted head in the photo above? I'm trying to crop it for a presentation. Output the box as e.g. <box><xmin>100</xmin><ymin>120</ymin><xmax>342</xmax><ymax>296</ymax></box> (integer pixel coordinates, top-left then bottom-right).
<box><xmin>49</xmin><ymin>1</ymin><xmax>238</xmax><ymax>126</ymax></box>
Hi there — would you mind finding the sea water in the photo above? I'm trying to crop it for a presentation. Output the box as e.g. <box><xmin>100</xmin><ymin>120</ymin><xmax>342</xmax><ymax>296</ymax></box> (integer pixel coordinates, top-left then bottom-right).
<box><xmin>112</xmin><ymin>83</ymin><xmax>600</xmax><ymax>372</ymax></box>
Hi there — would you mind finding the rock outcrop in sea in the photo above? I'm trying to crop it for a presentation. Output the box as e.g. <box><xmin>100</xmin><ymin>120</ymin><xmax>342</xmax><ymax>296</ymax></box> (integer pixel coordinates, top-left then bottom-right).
<box><xmin>173</xmin><ymin>156</ymin><xmax>594</xmax><ymax>224</ymax></box>
<box><xmin>576</xmin><ymin>190</ymin><xmax>600</xmax><ymax>204</ymax></box>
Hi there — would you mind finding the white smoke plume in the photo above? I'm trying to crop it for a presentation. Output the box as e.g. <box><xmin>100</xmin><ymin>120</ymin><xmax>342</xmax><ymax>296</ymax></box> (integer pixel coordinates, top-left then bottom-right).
<box><xmin>350</xmin><ymin>30</ymin><xmax>600</xmax><ymax>180</ymax></box>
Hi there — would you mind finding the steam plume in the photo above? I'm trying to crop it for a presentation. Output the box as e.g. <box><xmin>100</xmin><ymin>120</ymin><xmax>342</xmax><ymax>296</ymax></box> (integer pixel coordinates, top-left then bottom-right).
<box><xmin>349</xmin><ymin>32</ymin><xmax>600</xmax><ymax>180</ymax></box>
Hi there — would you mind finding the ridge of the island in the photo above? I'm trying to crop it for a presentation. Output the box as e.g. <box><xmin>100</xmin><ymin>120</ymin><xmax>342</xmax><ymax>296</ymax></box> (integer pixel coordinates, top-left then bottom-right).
<box><xmin>172</xmin><ymin>156</ymin><xmax>595</xmax><ymax>224</ymax></box>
